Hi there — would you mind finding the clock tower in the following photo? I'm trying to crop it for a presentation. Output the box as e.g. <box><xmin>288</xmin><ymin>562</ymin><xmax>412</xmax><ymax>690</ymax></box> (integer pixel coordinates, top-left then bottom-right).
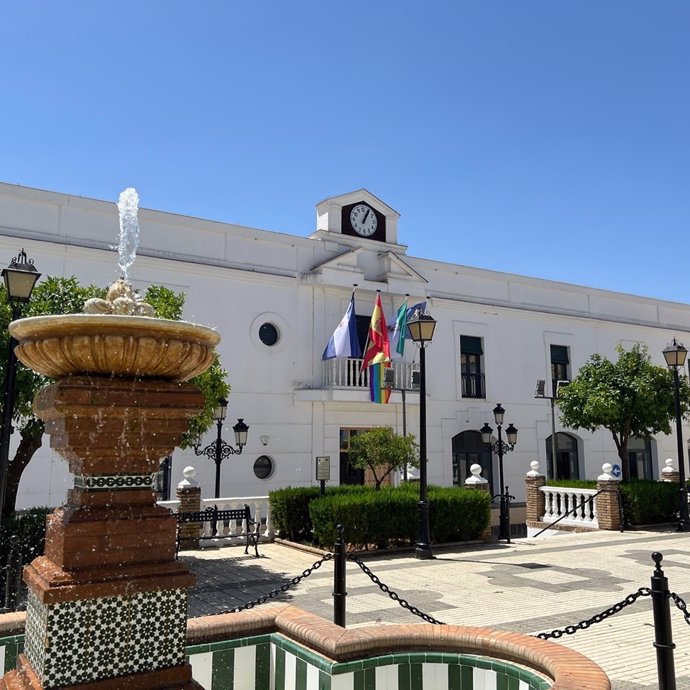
<box><xmin>313</xmin><ymin>189</ymin><xmax>400</xmax><ymax>245</ymax></box>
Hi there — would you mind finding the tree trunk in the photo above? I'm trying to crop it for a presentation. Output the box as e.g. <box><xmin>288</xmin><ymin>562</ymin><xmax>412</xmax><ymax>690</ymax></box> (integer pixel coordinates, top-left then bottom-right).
<box><xmin>617</xmin><ymin>445</ymin><xmax>630</xmax><ymax>482</ymax></box>
<box><xmin>2</xmin><ymin>422</ymin><xmax>44</xmax><ymax>517</ymax></box>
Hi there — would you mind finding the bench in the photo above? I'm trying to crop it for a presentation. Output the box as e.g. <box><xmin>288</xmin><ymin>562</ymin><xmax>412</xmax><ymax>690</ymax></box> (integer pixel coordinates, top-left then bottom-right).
<box><xmin>175</xmin><ymin>504</ymin><xmax>260</xmax><ymax>557</ymax></box>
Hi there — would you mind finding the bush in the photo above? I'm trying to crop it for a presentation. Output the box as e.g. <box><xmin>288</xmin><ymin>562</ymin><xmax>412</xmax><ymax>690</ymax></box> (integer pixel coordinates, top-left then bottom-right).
<box><xmin>428</xmin><ymin>486</ymin><xmax>491</xmax><ymax>543</ymax></box>
<box><xmin>269</xmin><ymin>485</ymin><xmax>367</xmax><ymax>542</ymax></box>
<box><xmin>621</xmin><ymin>480</ymin><xmax>684</xmax><ymax>525</ymax></box>
<box><xmin>309</xmin><ymin>485</ymin><xmax>490</xmax><ymax>549</ymax></box>
<box><xmin>0</xmin><ymin>507</ymin><xmax>49</xmax><ymax>563</ymax></box>
<box><xmin>269</xmin><ymin>487</ymin><xmax>320</xmax><ymax>542</ymax></box>
<box><xmin>547</xmin><ymin>479</ymin><xmax>597</xmax><ymax>489</ymax></box>
<box><xmin>0</xmin><ymin>507</ymin><xmax>50</xmax><ymax>608</ymax></box>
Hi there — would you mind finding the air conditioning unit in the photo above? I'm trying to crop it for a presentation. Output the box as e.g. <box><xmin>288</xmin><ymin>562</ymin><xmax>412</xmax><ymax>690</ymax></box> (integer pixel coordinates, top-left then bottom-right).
<box><xmin>534</xmin><ymin>379</ymin><xmax>546</xmax><ymax>398</ymax></box>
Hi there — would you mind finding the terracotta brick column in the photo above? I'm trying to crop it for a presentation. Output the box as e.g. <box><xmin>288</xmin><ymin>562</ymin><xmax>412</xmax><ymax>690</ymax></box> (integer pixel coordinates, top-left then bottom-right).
<box><xmin>661</xmin><ymin>458</ymin><xmax>680</xmax><ymax>483</ymax></box>
<box><xmin>525</xmin><ymin>461</ymin><xmax>546</xmax><ymax>523</ymax></box>
<box><xmin>176</xmin><ymin>467</ymin><xmax>202</xmax><ymax>550</ymax></box>
<box><xmin>465</xmin><ymin>464</ymin><xmax>493</xmax><ymax>542</ymax></box>
<box><xmin>596</xmin><ymin>463</ymin><xmax>622</xmax><ymax>531</ymax></box>
<box><xmin>1</xmin><ymin>377</ymin><xmax>205</xmax><ymax>690</ymax></box>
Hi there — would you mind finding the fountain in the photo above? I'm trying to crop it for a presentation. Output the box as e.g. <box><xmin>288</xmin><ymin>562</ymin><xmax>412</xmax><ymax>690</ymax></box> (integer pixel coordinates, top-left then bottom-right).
<box><xmin>1</xmin><ymin>189</ymin><xmax>218</xmax><ymax>689</ymax></box>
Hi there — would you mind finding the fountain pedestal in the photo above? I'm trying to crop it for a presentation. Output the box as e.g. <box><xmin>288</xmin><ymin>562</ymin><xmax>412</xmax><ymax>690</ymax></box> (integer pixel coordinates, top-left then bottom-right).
<box><xmin>1</xmin><ymin>314</ymin><xmax>219</xmax><ymax>690</ymax></box>
<box><xmin>2</xmin><ymin>377</ymin><xmax>204</xmax><ymax>690</ymax></box>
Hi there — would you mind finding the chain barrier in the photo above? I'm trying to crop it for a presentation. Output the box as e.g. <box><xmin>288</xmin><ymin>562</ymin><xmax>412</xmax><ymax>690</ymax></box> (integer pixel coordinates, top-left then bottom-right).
<box><xmin>205</xmin><ymin>552</ymin><xmax>334</xmax><ymax>616</ymax></box>
<box><xmin>346</xmin><ymin>553</ymin><xmax>446</xmax><ymax>625</ymax></box>
<box><xmin>197</xmin><ymin>548</ymin><xmax>688</xmax><ymax>637</ymax></box>
<box><xmin>670</xmin><ymin>592</ymin><xmax>690</xmax><ymax>627</ymax></box>
<box><xmin>535</xmin><ymin>587</ymin><xmax>651</xmax><ymax>639</ymax></box>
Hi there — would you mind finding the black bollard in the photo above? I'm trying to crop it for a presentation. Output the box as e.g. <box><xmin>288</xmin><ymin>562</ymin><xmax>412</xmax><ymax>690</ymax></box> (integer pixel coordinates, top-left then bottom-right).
<box><xmin>650</xmin><ymin>552</ymin><xmax>676</xmax><ymax>690</ymax></box>
<box><xmin>333</xmin><ymin>524</ymin><xmax>347</xmax><ymax>628</ymax></box>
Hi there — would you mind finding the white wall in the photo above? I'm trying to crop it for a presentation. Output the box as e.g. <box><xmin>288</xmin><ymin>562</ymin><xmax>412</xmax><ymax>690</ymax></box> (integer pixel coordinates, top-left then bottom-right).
<box><xmin>1</xmin><ymin>182</ymin><xmax>689</xmax><ymax>509</ymax></box>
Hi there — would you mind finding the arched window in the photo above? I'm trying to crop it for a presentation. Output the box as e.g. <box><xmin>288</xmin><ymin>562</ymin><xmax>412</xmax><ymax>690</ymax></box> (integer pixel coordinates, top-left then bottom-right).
<box><xmin>452</xmin><ymin>430</ymin><xmax>493</xmax><ymax>493</ymax></box>
<box><xmin>546</xmin><ymin>432</ymin><xmax>580</xmax><ymax>480</ymax></box>
<box><xmin>628</xmin><ymin>437</ymin><xmax>654</xmax><ymax>480</ymax></box>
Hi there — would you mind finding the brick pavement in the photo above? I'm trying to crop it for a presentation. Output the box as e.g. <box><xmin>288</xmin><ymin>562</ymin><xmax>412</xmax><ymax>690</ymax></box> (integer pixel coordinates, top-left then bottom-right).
<box><xmin>183</xmin><ymin>528</ymin><xmax>690</xmax><ymax>690</ymax></box>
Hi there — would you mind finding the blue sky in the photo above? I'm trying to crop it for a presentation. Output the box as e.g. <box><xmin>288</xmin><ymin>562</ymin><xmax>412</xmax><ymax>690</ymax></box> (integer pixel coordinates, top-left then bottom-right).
<box><xmin>2</xmin><ymin>2</ymin><xmax>689</xmax><ymax>302</ymax></box>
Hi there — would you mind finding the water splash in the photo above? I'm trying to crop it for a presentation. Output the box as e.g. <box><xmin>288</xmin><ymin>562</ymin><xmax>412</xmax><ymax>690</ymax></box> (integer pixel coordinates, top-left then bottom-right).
<box><xmin>117</xmin><ymin>188</ymin><xmax>140</xmax><ymax>282</ymax></box>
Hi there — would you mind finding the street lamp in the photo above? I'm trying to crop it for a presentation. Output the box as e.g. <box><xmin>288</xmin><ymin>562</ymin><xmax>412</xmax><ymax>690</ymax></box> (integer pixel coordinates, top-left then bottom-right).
<box><xmin>481</xmin><ymin>403</ymin><xmax>518</xmax><ymax>543</ymax></box>
<box><xmin>0</xmin><ymin>249</ymin><xmax>41</xmax><ymax>521</ymax></box>
<box><xmin>383</xmin><ymin>365</ymin><xmax>420</xmax><ymax>481</ymax></box>
<box><xmin>662</xmin><ymin>338</ymin><xmax>689</xmax><ymax>532</ymax></box>
<box><xmin>193</xmin><ymin>397</ymin><xmax>249</xmax><ymax>499</ymax></box>
<box><xmin>407</xmin><ymin>310</ymin><xmax>436</xmax><ymax>560</ymax></box>
<box><xmin>534</xmin><ymin>378</ymin><xmax>569</xmax><ymax>480</ymax></box>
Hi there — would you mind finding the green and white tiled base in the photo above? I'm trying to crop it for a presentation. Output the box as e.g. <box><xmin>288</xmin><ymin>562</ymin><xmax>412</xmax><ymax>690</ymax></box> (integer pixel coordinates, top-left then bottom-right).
<box><xmin>0</xmin><ymin>634</ymin><xmax>22</xmax><ymax>679</ymax></box>
<box><xmin>0</xmin><ymin>631</ymin><xmax>550</xmax><ymax>689</ymax></box>
<box><xmin>23</xmin><ymin>587</ymin><xmax>187</xmax><ymax>687</ymax></box>
<box><xmin>185</xmin><ymin>634</ymin><xmax>550</xmax><ymax>690</ymax></box>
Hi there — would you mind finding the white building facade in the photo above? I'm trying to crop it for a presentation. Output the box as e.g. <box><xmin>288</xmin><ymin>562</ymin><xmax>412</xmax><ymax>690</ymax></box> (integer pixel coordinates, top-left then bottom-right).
<box><xmin>1</xmin><ymin>182</ymin><xmax>689</xmax><ymax>509</ymax></box>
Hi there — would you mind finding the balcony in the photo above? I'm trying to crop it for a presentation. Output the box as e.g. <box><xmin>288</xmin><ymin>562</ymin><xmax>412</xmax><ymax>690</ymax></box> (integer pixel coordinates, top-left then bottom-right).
<box><xmin>296</xmin><ymin>358</ymin><xmax>419</xmax><ymax>402</ymax></box>
<box><xmin>462</xmin><ymin>372</ymin><xmax>485</xmax><ymax>398</ymax></box>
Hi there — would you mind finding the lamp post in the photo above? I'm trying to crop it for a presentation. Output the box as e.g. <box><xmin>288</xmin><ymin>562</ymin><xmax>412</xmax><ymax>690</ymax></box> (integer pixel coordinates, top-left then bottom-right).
<box><xmin>481</xmin><ymin>403</ymin><xmax>518</xmax><ymax>543</ymax></box>
<box><xmin>0</xmin><ymin>249</ymin><xmax>41</xmax><ymax>522</ymax></box>
<box><xmin>534</xmin><ymin>378</ymin><xmax>569</xmax><ymax>480</ymax></box>
<box><xmin>383</xmin><ymin>365</ymin><xmax>420</xmax><ymax>481</ymax></box>
<box><xmin>662</xmin><ymin>339</ymin><xmax>690</xmax><ymax>532</ymax></box>
<box><xmin>407</xmin><ymin>310</ymin><xmax>436</xmax><ymax>560</ymax></box>
<box><xmin>193</xmin><ymin>397</ymin><xmax>249</xmax><ymax>499</ymax></box>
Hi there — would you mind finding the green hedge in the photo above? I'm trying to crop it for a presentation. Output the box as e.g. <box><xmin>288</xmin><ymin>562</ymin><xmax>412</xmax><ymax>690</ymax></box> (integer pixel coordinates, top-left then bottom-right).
<box><xmin>309</xmin><ymin>485</ymin><xmax>490</xmax><ymax>549</ymax></box>
<box><xmin>621</xmin><ymin>480</ymin><xmax>685</xmax><ymax>525</ymax></box>
<box><xmin>268</xmin><ymin>485</ymin><xmax>368</xmax><ymax>542</ymax></box>
<box><xmin>0</xmin><ymin>507</ymin><xmax>50</xmax><ymax>608</ymax></box>
<box><xmin>547</xmin><ymin>479</ymin><xmax>597</xmax><ymax>490</ymax></box>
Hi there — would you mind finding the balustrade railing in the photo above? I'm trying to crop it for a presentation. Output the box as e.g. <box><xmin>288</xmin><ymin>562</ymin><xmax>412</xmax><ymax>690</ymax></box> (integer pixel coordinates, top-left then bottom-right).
<box><xmin>157</xmin><ymin>495</ymin><xmax>274</xmax><ymax>544</ymax></box>
<box><xmin>322</xmin><ymin>358</ymin><xmax>417</xmax><ymax>390</ymax></box>
<box><xmin>540</xmin><ymin>486</ymin><xmax>599</xmax><ymax>528</ymax></box>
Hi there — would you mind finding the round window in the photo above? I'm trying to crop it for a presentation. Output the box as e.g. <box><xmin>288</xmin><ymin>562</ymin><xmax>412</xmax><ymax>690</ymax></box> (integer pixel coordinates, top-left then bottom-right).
<box><xmin>259</xmin><ymin>323</ymin><xmax>280</xmax><ymax>346</ymax></box>
<box><xmin>253</xmin><ymin>455</ymin><xmax>274</xmax><ymax>480</ymax></box>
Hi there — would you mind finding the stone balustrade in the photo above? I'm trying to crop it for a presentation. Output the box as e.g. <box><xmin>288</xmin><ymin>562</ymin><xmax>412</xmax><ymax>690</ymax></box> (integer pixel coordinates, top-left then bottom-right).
<box><xmin>157</xmin><ymin>470</ymin><xmax>274</xmax><ymax>547</ymax></box>
<box><xmin>540</xmin><ymin>486</ymin><xmax>599</xmax><ymax>528</ymax></box>
<box><xmin>525</xmin><ymin>461</ymin><xmax>623</xmax><ymax>536</ymax></box>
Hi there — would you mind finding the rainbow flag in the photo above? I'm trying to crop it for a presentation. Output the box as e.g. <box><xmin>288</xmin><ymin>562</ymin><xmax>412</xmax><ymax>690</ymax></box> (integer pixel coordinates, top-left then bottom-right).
<box><xmin>369</xmin><ymin>362</ymin><xmax>391</xmax><ymax>404</ymax></box>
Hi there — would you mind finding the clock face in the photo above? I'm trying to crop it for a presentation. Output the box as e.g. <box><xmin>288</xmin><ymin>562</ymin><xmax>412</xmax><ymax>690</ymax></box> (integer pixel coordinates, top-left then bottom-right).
<box><xmin>350</xmin><ymin>204</ymin><xmax>378</xmax><ymax>237</ymax></box>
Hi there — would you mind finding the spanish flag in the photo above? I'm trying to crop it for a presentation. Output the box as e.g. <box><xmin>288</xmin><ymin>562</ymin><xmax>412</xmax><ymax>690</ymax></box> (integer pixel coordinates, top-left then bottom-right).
<box><xmin>360</xmin><ymin>292</ymin><xmax>390</xmax><ymax>372</ymax></box>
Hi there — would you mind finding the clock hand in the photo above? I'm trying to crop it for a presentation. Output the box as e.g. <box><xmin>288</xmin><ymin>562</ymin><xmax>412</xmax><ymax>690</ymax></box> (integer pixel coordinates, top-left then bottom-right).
<box><xmin>362</xmin><ymin>209</ymin><xmax>370</xmax><ymax>224</ymax></box>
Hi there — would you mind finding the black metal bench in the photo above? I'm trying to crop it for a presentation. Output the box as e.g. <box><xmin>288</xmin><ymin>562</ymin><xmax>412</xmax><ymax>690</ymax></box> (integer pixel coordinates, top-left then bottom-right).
<box><xmin>175</xmin><ymin>504</ymin><xmax>260</xmax><ymax>557</ymax></box>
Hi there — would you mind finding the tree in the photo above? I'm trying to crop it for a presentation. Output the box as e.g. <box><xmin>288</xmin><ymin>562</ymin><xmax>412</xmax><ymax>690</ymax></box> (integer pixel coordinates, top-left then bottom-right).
<box><xmin>0</xmin><ymin>276</ymin><xmax>229</xmax><ymax>516</ymax></box>
<box><xmin>557</xmin><ymin>344</ymin><xmax>690</xmax><ymax>481</ymax></box>
<box><xmin>348</xmin><ymin>427</ymin><xmax>419</xmax><ymax>489</ymax></box>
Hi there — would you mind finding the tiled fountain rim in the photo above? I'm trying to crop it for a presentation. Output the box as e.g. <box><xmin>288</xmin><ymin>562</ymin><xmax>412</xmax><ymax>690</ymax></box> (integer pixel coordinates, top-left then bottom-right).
<box><xmin>0</xmin><ymin>605</ymin><xmax>610</xmax><ymax>689</ymax></box>
<box><xmin>188</xmin><ymin>605</ymin><xmax>609</xmax><ymax>689</ymax></box>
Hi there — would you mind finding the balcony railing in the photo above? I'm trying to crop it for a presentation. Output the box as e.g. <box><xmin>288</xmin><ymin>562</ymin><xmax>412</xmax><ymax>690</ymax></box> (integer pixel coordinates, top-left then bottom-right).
<box><xmin>462</xmin><ymin>372</ymin><xmax>485</xmax><ymax>398</ymax></box>
<box><xmin>322</xmin><ymin>358</ymin><xmax>417</xmax><ymax>390</ymax></box>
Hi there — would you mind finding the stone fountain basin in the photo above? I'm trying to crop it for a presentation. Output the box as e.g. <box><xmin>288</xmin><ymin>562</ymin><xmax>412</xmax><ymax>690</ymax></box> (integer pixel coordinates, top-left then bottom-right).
<box><xmin>9</xmin><ymin>314</ymin><xmax>220</xmax><ymax>381</ymax></box>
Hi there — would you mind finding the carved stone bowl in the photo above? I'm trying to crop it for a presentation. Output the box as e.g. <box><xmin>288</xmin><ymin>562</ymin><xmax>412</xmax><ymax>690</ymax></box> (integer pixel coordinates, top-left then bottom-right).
<box><xmin>9</xmin><ymin>314</ymin><xmax>220</xmax><ymax>381</ymax></box>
